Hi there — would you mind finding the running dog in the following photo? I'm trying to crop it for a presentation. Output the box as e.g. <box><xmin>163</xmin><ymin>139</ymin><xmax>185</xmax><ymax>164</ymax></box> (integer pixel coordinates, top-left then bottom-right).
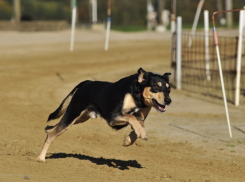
<box><xmin>37</xmin><ymin>68</ymin><xmax>171</xmax><ymax>162</ymax></box>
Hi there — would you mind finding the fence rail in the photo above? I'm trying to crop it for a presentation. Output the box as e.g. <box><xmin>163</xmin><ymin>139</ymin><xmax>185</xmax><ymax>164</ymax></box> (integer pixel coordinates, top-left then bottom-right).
<box><xmin>171</xmin><ymin>31</ymin><xmax>245</xmax><ymax>105</ymax></box>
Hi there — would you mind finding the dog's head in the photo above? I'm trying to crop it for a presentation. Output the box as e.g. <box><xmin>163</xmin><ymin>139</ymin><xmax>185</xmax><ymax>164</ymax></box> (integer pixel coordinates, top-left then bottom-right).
<box><xmin>137</xmin><ymin>68</ymin><xmax>171</xmax><ymax>112</ymax></box>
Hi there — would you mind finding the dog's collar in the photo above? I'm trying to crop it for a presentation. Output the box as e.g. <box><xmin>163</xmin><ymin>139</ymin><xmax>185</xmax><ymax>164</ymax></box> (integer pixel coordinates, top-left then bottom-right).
<box><xmin>139</xmin><ymin>92</ymin><xmax>146</xmax><ymax>106</ymax></box>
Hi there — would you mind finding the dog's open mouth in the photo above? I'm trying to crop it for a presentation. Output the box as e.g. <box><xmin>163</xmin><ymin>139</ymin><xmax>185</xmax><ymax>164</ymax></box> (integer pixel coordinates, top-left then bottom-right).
<box><xmin>152</xmin><ymin>99</ymin><xmax>166</xmax><ymax>112</ymax></box>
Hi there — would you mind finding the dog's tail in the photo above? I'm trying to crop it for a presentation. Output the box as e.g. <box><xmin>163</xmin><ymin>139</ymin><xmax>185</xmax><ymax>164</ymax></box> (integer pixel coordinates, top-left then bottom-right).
<box><xmin>47</xmin><ymin>88</ymin><xmax>77</xmax><ymax>122</ymax></box>
<box><xmin>47</xmin><ymin>81</ymin><xmax>90</xmax><ymax>122</ymax></box>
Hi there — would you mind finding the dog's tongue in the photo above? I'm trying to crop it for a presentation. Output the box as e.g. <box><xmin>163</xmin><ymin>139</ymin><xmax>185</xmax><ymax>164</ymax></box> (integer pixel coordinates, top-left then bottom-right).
<box><xmin>158</xmin><ymin>105</ymin><xmax>166</xmax><ymax>112</ymax></box>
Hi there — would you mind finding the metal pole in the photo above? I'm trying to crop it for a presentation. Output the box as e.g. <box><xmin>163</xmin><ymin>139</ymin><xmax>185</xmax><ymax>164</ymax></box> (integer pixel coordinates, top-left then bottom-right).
<box><xmin>211</xmin><ymin>9</ymin><xmax>245</xmax><ymax>138</ymax></box>
<box><xmin>104</xmin><ymin>0</ymin><xmax>111</xmax><ymax>51</ymax></box>
<box><xmin>204</xmin><ymin>10</ymin><xmax>211</xmax><ymax>81</ymax></box>
<box><xmin>70</xmin><ymin>0</ymin><xmax>77</xmax><ymax>52</ymax></box>
<box><xmin>235</xmin><ymin>10</ymin><xmax>244</xmax><ymax>106</ymax></box>
<box><xmin>170</xmin><ymin>14</ymin><xmax>176</xmax><ymax>83</ymax></box>
<box><xmin>214</xmin><ymin>44</ymin><xmax>232</xmax><ymax>138</ymax></box>
<box><xmin>170</xmin><ymin>0</ymin><xmax>176</xmax><ymax>83</ymax></box>
<box><xmin>176</xmin><ymin>16</ymin><xmax>182</xmax><ymax>90</ymax></box>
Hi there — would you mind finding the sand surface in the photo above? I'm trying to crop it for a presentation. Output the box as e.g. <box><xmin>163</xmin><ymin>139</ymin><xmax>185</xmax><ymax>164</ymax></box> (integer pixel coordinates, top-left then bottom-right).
<box><xmin>0</xmin><ymin>29</ymin><xmax>245</xmax><ymax>182</ymax></box>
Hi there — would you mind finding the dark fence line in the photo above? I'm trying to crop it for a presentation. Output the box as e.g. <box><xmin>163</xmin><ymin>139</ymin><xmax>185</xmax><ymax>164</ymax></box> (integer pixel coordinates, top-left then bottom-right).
<box><xmin>171</xmin><ymin>31</ymin><xmax>245</xmax><ymax>105</ymax></box>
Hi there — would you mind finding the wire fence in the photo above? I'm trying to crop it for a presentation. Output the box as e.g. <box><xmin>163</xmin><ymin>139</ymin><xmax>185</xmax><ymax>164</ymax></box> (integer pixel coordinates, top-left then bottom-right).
<box><xmin>171</xmin><ymin>30</ymin><xmax>245</xmax><ymax>105</ymax></box>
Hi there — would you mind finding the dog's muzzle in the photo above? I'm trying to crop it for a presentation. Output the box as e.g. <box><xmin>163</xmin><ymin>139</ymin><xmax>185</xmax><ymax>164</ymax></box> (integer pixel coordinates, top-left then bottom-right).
<box><xmin>152</xmin><ymin>99</ymin><xmax>166</xmax><ymax>112</ymax></box>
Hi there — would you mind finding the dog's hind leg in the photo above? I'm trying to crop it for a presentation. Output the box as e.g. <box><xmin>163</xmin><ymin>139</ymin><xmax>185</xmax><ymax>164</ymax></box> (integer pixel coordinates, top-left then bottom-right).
<box><xmin>37</xmin><ymin>108</ymin><xmax>90</xmax><ymax>162</ymax></box>
<box><xmin>37</xmin><ymin>122</ymin><xmax>66</xmax><ymax>162</ymax></box>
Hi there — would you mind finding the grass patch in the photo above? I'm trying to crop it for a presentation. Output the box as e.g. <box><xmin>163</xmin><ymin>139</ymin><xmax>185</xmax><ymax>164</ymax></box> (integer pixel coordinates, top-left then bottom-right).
<box><xmin>227</xmin><ymin>144</ymin><xmax>235</xmax><ymax>147</ymax></box>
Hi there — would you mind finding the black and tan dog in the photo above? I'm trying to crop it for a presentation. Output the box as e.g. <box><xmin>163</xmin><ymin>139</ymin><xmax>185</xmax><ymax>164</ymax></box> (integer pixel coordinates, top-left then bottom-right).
<box><xmin>37</xmin><ymin>68</ymin><xmax>171</xmax><ymax>162</ymax></box>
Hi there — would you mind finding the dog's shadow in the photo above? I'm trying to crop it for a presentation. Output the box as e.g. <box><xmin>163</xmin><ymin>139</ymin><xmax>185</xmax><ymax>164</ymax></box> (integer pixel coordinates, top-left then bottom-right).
<box><xmin>47</xmin><ymin>153</ymin><xmax>143</xmax><ymax>170</ymax></box>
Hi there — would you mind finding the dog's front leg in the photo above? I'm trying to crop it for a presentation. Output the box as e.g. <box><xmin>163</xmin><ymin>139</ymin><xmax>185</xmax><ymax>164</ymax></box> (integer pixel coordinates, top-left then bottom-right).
<box><xmin>123</xmin><ymin>130</ymin><xmax>137</xmax><ymax>146</ymax></box>
<box><xmin>113</xmin><ymin>115</ymin><xmax>148</xmax><ymax>140</ymax></box>
<box><xmin>123</xmin><ymin>120</ymin><xmax>145</xmax><ymax>147</ymax></box>
<box><xmin>123</xmin><ymin>107</ymin><xmax>151</xmax><ymax>146</ymax></box>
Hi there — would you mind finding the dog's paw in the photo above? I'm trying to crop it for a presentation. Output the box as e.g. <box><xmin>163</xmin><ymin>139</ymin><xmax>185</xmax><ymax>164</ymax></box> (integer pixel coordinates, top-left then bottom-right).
<box><xmin>123</xmin><ymin>136</ymin><xmax>132</xmax><ymax>147</ymax></box>
<box><xmin>135</xmin><ymin>128</ymin><xmax>148</xmax><ymax>140</ymax></box>
<box><xmin>37</xmin><ymin>157</ymin><xmax>46</xmax><ymax>163</ymax></box>
<box><xmin>123</xmin><ymin>131</ymin><xmax>138</xmax><ymax>147</ymax></box>
<box><xmin>140</xmin><ymin>133</ymin><xmax>148</xmax><ymax>140</ymax></box>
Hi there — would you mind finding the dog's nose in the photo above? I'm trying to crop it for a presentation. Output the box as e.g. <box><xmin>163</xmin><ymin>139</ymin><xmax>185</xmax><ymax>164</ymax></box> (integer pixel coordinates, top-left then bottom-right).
<box><xmin>164</xmin><ymin>97</ymin><xmax>171</xmax><ymax>105</ymax></box>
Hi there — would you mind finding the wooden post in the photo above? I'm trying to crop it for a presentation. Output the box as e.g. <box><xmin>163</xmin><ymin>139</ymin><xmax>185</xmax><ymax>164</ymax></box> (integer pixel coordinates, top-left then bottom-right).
<box><xmin>226</xmin><ymin>0</ymin><xmax>233</xmax><ymax>28</ymax></box>
<box><xmin>13</xmin><ymin>0</ymin><xmax>21</xmax><ymax>23</ymax></box>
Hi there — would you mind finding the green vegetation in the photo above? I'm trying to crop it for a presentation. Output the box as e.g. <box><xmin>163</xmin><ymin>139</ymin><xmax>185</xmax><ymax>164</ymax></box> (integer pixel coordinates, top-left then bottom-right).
<box><xmin>227</xmin><ymin>144</ymin><xmax>235</xmax><ymax>147</ymax></box>
<box><xmin>0</xmin><ymin>1</ymin><xmax>12</xmax><ymax>20</ymax></box>
<box><xmin>1</xmin><ymin>0</ymin><xmax>245</xmax><ymax>31</ymax></box>
<box><xmin>111</xmin><ymin>25</ymin><xmax>146</xmax><ymax>32</ymax></box>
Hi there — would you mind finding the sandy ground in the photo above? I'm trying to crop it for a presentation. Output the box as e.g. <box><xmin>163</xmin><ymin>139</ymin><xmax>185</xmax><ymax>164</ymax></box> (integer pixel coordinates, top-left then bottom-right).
<box><xmin>0</xmin><ymin>29</ymin><xmax>245</xmax><ymax>182</ymax></box>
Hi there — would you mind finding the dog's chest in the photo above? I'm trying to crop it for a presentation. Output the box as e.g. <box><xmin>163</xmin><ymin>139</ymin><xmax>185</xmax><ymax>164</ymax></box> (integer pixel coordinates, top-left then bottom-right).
<box><xmin>122</xmin><ymin>94</ymin><xmax>140</xmax><ymax>115</ymax></box>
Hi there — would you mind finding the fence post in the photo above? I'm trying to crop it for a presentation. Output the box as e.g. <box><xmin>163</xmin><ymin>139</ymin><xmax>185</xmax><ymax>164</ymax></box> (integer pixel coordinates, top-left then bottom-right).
<box><xmin>188</xmin><ymin>0</ymin><xmax>205</xmax><ymax>47</ymax></box>
<box><xmin>170</xmin><ymin>14</ymin><xmax>176</xmax><ymax>83</ymax></box>
<box><xmin>70</xmin><ymin>0</ymin><xmax>77</xmax><ymax>52</ymax></box>
<box><xmin>92</xmin><ymin>0</ymin><xmax>98</xmax><ymax>23</ymax></box>
<box><xmin>204</xmin><ymin>10</ymin><xmax>211</xmax><ymax>81</ymax></box>
<box><xmin>13</xmin><ymin>0</ymin><xmax>21</xmax><ymax>23</ymax></box>
<box><xmin>104</xmin><ymin>0</ymin><xmax>111</xmax><ymax>51</ymax></box>
<box><xmin>176</xmin><ymin>16</ymin><xmax>182</xmax><ymax>90</ymax></box>
<box><xmin>235</xmin><ymin>10</ymin><xmax>244</xmax><ymax>106</ymax></box>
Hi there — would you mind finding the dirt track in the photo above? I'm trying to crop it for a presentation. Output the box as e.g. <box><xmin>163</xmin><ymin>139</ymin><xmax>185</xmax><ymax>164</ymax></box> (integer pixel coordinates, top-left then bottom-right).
<box><xmin>0</xmin><ymin>30</ymin><xmax>245</xmax><ymax>182</ymax></box>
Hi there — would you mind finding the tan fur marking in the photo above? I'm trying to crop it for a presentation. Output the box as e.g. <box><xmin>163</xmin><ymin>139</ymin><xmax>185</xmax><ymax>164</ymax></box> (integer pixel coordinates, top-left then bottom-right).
<box><xmin>122</xmin><ymin>94</ymin><xmax>136</xmax><ymax>114</ymax></box>
<box><xmin>45</xmin><ymin>124</ymin><xmax>58</xmax><ymax>134</ymax></box>
<box><xmin>62</xmin><ymin>95</ymin><xmax>72</xmax><ymax>111</ymax></box>
<box><xmin>112</xmin><ymin>115</ymin><xmax>147</xmax><ymax>139</ymax></box>
<box><xmin>158</xmin><ymin>82</ymin><xmax>162</xmax><ymax>87</ymax></box>
<box><xmin>58</xmin><ymin>88</ymin><xmax>78</xmax><ymax>118</ymax></box>
<box><xmin>74</xmin><ymin>109</ymin><xmax>90</xmax><ymax>125</ymax></box>
<box><xmin>166</xmin><ymin>83</ymin><xmax>169</xmax><ymax>88</ymax></box>
<box><xmin>143</xmin><ymin>87</ymin><xmax>165</xmax><ymax>106</ymax></box>
<box><xmin>138</xmin><ymin>72</ymin><xmax>145</xmax><ymax>83</ymax></box>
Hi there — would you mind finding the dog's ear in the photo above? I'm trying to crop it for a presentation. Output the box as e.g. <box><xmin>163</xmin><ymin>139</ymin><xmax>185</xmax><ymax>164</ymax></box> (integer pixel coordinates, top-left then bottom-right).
<box><xmin>137</xmin><ymin>68</ymin><xmax>148</xmax><ymax>84</ymax></box>
<box><xmin>163</xmin><ymin>72</ymin><xmax>171</xmax><ymax>82</ymax></box>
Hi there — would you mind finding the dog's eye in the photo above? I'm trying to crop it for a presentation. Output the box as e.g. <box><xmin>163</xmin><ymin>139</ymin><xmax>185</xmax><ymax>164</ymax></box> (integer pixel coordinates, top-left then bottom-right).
<box><xmin>153</xmin><ymin>85</ymin><xmax>160</xmax><ymax>90</ymax></box>
<box><xmin>166</xmin><ymin>87</ymin><xmax>171</xmax><ymax>93</ymax></box>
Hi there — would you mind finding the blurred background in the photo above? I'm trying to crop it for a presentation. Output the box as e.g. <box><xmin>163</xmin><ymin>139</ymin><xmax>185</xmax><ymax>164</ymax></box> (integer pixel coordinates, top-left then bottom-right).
<box><xmin>0</xmin><ymin>0</ymin><xmax>244</xmax><ymax>31</ymax></box>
